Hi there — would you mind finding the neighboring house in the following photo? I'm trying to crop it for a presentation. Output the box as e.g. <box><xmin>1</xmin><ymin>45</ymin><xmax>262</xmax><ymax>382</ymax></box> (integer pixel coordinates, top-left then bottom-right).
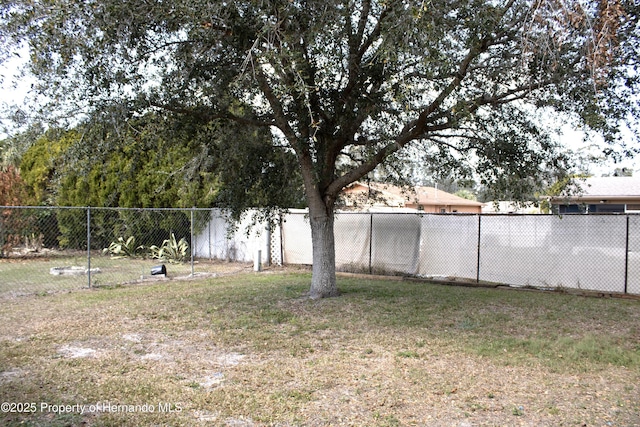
<box><xmin>341</xmin><ymin>182</ymin><xmax>483</xmax><ymax>213</ymax></box>
<box><xmin>549</xmin><ymin>176</ymin><xmax>640</xmax><ymax>213</ymax></box>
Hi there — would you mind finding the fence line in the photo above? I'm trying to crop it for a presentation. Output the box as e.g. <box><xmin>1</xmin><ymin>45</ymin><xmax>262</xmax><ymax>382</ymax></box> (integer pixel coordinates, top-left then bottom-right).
<box><xmin>281</xmin><ymin>210</ymin><xmax>640</xmax><ymax>295</ymax></box>
<box><xmin>1</xmin><ymin>206</ymin><xmax>639</xmax><ymax>296</ymax></box>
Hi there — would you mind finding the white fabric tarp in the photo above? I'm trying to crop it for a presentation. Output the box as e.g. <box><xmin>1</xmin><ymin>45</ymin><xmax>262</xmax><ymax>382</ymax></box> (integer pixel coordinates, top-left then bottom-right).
<box><xmin>193</xmin><ymin>209</ymin><xmax>270</xmax><ymax>264</ymax></box>
<box><xmin>281</xmin><ymin>210</ymin><xmax>313</xmax><ymax>265</ymax></box>
<box><xmin>479</xmin><ymin>215</ymin><xmax>627</xmax><ymax>292</ymax></box>
<box><xmin>334</xmin><ymin>213</ymin><xmax>371</xmax><ymax>271</ymax></box>
<box><xmin>370</xmin><ymin>214</ymin><xmax>421</xmax><ymax>275</ymax></box>
<box><xmin>417</xmin><ymin>214</ymin><xmax>478</xmax><ymax>279</ymax></box>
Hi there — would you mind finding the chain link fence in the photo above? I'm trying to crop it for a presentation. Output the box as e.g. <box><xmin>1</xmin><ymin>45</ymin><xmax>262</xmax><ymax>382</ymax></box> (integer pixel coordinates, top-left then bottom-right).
<box><xmin>0</xmin><ymin>207</ymin><xmax>267</xmax><ymax>297</ymax></box>
<box><xmin>281</xmin><ymin>210</ymin><xmax>640</xmax><ymax>296</ymax></box>
<box><xmin>2</xmin><ymin>206</ymin><xmax>639</xmax><ymax>297</ymax></box>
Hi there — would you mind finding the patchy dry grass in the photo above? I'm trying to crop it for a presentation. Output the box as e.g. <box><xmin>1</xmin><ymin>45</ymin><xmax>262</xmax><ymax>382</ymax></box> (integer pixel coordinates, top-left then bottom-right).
<box><xmin>0</xmin><ymin>255</ymin><xmax>250</xmax><ymax>297</ymax></box>
<box><xmin>1</xmin><ymin>269</ymin><xmax>639</xmax><ymax>426</ymax></box>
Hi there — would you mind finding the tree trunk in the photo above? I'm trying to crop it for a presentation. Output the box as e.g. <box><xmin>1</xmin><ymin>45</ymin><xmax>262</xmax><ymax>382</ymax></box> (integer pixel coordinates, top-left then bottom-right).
<box><xmin>308</xmin><ymin>202</ymin><xmax>340</xmax><ymax>299</ymax></box>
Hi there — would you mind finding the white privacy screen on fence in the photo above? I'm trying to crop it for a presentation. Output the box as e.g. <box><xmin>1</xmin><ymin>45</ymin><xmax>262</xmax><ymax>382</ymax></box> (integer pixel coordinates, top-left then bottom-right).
<box><xmin>277</xmin><ymin>211</ymin><xmax>640</xmax><ymax>295</ymax></box>
<box><xmin>193</xmin><ymin>209</ymin><xmax>270</xmax><ymax>264</ymax></box>
<box><xmin>418</xmin><ymin>215</ymin><xmax>479</xmax><ymax>280</ymax></box>
<box><xmin>371</xmin><ymin>214</ymin><xmax>421</xmax><ymax>275</ymax></box>
<box><xmin>478</xmin><ymin>215</ymin><xmax>628</xmax><ymax>292</ymax></box>
<box><xmin>280</xmin><ymin>211</ymin><xmax>313</xmax><ymax>265</ymax></box>
<box><xmin>335</xmin><ymin>214</ymin><xmax>372</xmax><ymax>271</ymax></box>
<box><xmin>193</xmin><ymin>209</ymin><xmax>230</xmax><ymax>260</ymax></box>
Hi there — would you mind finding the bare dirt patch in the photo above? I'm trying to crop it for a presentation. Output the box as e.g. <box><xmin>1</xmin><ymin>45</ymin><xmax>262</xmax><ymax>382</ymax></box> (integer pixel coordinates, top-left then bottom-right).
<box><xmin>57</xmin><ymin>345</ymin><xmax>99</xmax><ymax>359</ymax></box>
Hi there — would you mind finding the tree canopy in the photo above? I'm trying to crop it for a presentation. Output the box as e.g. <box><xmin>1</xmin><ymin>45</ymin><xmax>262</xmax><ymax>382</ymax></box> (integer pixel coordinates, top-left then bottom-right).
<box><xmin>1</xmin><ymin>0</ymin><xmax>638</xmax><ymax>297</ymax></box>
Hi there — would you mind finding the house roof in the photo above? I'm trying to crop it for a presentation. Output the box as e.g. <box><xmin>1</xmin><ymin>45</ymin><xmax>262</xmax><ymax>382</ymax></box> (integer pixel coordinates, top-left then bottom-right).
<box><xmin>345</xmin><ymin>182</ymin><xmax>483</xmax><ymax>207</ymax></box>
<box><xmin>552</xmin><ymin>177</ymin><xmax>640</xmax><ymax>202</ymax></box>
<box><xmin>578</xmin><ymin>177</ymin><xmax>640</xmax><ymax>198</ymax></box>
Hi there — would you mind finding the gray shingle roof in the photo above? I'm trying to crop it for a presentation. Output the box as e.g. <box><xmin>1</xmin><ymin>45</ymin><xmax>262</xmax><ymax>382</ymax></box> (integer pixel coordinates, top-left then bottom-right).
<box><xmin>578</xmin><ymin>177</ymin><xmax>640</xmax><ymax>197</ymax></box>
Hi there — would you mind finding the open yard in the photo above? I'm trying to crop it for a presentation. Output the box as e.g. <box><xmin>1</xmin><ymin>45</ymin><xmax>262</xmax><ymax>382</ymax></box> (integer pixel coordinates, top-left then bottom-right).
<box><xmin>1</xmin><ymin>269</ymin><xmax>639</xmax><ymax>426</ymax></box>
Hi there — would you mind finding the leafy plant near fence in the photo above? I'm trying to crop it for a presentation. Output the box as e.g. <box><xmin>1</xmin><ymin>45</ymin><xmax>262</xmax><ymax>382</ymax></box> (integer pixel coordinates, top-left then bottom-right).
<box><xmin>102</xmin><ymin>236</ymin><xmax>145</xmax><ymax>259</ymax></box>
<box><xmin>149</xmin><ymin>233</ymin><xmax>189</xmax><ymax>263</ymax></box>
<box><xmin>103</xmin><ymin>233</ymin><xmax>189</xmax><ymax>263</ymax></box>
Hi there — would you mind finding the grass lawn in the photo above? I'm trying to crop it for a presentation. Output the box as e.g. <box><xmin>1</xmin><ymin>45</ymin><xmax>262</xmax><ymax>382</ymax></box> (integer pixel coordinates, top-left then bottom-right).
<box><xmin>0</xmin><ymin>255</ymin><xmax>241</xmax><ymax>297</ymax></box>
<box><xmin>0</xmin><ymin>269</ymin><xmax>639</xmax><ymax>426</ymax></box>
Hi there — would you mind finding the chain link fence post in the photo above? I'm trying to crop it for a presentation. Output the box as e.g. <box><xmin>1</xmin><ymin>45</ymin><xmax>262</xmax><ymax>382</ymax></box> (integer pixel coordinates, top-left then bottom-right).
<box><xmin>476</xmin><ymin>214</ymin><xmax>482</xmax><ymax>284</ymax></box>
<box><xmin>87</xmin><ymin>206</ymin><xmax>91</xmax><ymax>288</ymax></box>
<box><xmin>625</xmin><ymin>214</ymin><xmax>630</xmax><ymax>294</ymax></box>
<box><xmin>628</xmin><ymin>215</ymin><xmax>640</xmax><ymax>295</ymax></box>
<box><xmin>191</xmin><ymin>207</ymin><xmax>195</xmax><ymax>277</ymax></box>
<box><xmin>368</xmin><ymin>213</ymin><xmax>373</xmax><ymax>275</ymax></box>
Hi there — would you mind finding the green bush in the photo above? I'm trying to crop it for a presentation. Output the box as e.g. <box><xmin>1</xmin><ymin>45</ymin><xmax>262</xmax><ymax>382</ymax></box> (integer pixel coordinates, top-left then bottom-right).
<box><xmin>102</xmin><ymin>236</ymin><xmax>145</xmax><ymax>259</ymax></box>
<box><xmin>149</xmin><ymin>233</ymin><xmax>189</xmax><ymax>264</ymax></box>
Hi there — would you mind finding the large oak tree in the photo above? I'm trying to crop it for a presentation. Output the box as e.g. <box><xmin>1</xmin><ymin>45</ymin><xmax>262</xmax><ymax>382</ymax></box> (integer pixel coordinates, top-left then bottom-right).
<box><xmin>1</xmin><ymin>0</ymin><xmax>638</xmax><ymax>297</ymax></box>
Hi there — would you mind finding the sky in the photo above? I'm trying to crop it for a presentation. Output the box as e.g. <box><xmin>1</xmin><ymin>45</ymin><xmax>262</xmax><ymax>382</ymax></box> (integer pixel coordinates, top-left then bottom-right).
<box><xmin>547</xmin><ymin>115</ymin><xmax>638</xmax><ymax>177</ymax></box>
<box><xmin>0</xmin><ymin>52</ymin><xmax>35</xmax><ymax>137</ymax></box>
